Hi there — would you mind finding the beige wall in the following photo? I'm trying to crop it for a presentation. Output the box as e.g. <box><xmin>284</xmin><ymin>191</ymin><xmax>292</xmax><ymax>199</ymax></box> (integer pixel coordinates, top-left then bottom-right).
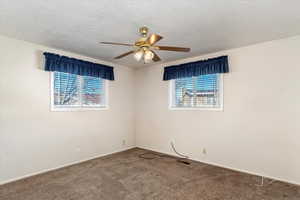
<box><xmin>1</xmin><ymin>34</ymin><xmax>300</xmax><ymax>185</ymax></box>
<box><xmin>135</xmin><ymin>36</ymin><xmax>300</xmax><ymax>185</ymax></box>
<box><xmin>0</xmin><ymin>35</ymin><xmax>135</xmax><ymax>184</ymax></box>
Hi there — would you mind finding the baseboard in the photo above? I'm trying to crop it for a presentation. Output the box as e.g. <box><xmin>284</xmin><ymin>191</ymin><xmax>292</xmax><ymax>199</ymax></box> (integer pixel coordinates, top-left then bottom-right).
<box><xmin>0</xmin><ymin>146</ymin><xmax>135</xmax><ymax>186</ymax></box>
<box><xmin>137</xmin><ymin>145</ymin><xmax>300</xmax><ymax>186</ymax></box>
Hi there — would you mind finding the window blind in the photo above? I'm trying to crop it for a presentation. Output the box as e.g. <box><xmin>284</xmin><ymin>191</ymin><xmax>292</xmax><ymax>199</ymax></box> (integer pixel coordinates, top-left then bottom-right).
<box><xmin>54</xmin><ymin>72</ymin><xmax>80</xmax><ymax>106</ymax></box>
<box><xmin>53</xmin><ymin>72</ymin><xmax>106</xmax><ymax>108</ymax></box>
<box><xmin>172</xmin><ymin>74</ymin><xmax>221</xmax><ymax>108</ymax></box>
<box><xmin>82</xmin><ymin>76</ymin><xmax>105</xmax><ymax>106</ymax></box>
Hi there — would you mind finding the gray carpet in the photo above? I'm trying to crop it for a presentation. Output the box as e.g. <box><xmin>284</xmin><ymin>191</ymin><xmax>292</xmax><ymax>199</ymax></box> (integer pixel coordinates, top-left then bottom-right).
<box><xmin>1</xmin><ymin>148</ymin><xmax>299</xmax><ymax>200</ymax></box>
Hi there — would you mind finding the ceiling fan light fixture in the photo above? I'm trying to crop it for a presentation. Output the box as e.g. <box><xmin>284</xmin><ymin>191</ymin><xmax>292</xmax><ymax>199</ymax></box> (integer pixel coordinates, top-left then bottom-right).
<box><xmin>100</xmin><ymin>27</ymin><xmax>191</xmax><ymax>63</ymax></box>
<box><xmin>144</xmin><ymin>50</ymin><xmax>154</xmax><ymax>63</ymax></box>
<box><xmin>133</xmin><ymin>49</ymin><xmax>144</xmax><ymax>61</ymax></box>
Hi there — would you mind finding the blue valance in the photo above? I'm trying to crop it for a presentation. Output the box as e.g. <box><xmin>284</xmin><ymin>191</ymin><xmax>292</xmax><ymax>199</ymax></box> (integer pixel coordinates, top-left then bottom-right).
<box><xmin>163</xmin><ymin>56</ymin><xmax>229</xmax><ymax>81</ymax></box>
<box><xmin>43</xmin><ymin>52</ymin><xmax>114</xmax><ymax>80</ymax></box>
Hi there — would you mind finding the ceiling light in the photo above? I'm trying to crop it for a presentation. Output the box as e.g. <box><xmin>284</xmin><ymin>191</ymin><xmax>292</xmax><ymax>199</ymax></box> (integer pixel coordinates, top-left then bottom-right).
<box><xmin>133</xmin><ymin>49</ymin><xmax>144</xmax><ymax>61</ymax></box>
<box><xmin>144</xmin><ymin>50</ymin><xmax>154</xmax><ymax>63</ymax></box>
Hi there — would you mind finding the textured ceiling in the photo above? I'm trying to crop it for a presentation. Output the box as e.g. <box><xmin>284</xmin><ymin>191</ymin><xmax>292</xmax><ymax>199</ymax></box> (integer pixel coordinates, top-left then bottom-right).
<box><xmin>0</xmin><ymin>0</ymin><xmax>300</xmax><ymax>68</ymax></box>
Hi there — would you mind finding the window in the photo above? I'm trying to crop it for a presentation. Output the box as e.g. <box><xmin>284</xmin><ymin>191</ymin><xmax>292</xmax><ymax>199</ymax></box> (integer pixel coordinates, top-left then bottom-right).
<box><xmin>169</xmin><ymin>74</ymin><xmax>223</xmax><ymax>110</ymax></box>
<box><xmin>51</xmin><ymin>72</ymin><xmax>108</xmax><ymax>111</ymax></box>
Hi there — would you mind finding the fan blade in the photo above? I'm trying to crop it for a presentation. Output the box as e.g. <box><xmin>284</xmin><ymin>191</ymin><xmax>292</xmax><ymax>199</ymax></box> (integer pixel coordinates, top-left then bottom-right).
<box><xmin>146</xmin><ymin>34</ymin><xmax>163</xmax><ymax>45</ymax></box>
<box><xmin>114</xmin><ymin>51</ymin><xmax>135</xmax><ymax>59</ymax></box>
<box><xmin>154</xmin><ymin>46</ymin><xmax>190</xmax><ymax>52</ymax></box>
<box><xmin>100</xmin><ymin>42</ymin><xmax>133</xmax><ymax>47</ymax></box>
<box><xmin>151</xmin><ymin>51</ymin><xmax>161</xmax><ymax>62</ymax></box>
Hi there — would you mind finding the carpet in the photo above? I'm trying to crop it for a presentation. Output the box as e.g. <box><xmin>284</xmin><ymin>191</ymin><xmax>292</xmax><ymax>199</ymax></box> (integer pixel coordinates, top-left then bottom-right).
<box><xmin>1</xmin><ymin>148</ymin><xmax>299</xmax><ymax>200</ymax></box>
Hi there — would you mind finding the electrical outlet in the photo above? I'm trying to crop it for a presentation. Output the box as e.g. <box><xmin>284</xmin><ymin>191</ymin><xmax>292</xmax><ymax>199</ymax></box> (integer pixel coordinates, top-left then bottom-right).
<box><xmin>202</xmin><ymin>148</ymin><xmax>207</xmax><ymax>155</ymax></box>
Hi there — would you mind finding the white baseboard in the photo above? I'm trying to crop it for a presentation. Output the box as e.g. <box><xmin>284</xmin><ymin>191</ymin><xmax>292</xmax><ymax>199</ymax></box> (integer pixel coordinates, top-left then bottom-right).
<box><xmin>0</xmin><ymin>146</ymin><xmax>135</xmax><ymax>186</ymax></box>
<box><xmin>137</xmin><ymin>145</ymin><xmax>300</xmax><ymax>186</ymax></box>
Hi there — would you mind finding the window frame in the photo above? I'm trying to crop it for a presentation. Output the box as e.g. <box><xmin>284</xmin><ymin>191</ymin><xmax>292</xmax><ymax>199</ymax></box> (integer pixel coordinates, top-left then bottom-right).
<box><xmin>168</xmin><ymin>74</ymin><xmax>224</xmax><ymax>111</ymax></box>
<box><xmin>50</xmin><ymin>72</ymin><xmax>109</xmax><ymax>111</ymax></box>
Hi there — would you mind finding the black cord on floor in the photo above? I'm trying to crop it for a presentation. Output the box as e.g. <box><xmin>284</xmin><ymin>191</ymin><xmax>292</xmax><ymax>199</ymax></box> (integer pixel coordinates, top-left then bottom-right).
<box><xmin>138</xmin><ymin>152</ymin><xmax>191</xmax><ymax>165</ymax></box>
<box><xmin>138</xmin><ymin>152</ymin><xmax>169</xmax><ymax>160</ymax></box>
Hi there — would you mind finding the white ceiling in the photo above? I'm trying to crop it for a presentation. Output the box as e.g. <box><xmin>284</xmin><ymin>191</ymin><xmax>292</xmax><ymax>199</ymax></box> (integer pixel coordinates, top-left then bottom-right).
<box><xmin>1</xmin><ymin>0</ymin><xmax>300</xmax><ymax>68</ymax></box>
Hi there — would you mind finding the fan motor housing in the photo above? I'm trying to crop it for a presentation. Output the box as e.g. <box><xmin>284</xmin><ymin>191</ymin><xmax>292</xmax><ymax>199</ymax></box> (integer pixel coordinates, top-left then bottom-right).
<box><xmin>139</xmin><ymin>26</ymin><xmax>148</xmax><ymax>37</ymax></box>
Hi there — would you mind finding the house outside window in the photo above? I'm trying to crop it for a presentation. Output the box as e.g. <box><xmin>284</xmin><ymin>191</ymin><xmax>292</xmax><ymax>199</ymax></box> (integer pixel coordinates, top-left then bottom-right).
<box><xmin>169</xmin><ymin>74</ymin><xmax>223</xmax><ymax>110</ymax></box>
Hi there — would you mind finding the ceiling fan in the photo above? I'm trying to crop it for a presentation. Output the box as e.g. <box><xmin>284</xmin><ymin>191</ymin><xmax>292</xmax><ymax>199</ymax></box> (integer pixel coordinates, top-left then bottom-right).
<box><xmin>100</xmin><ymin>26</ymin><xmax>191</xmax><ymax>63</ymax></box>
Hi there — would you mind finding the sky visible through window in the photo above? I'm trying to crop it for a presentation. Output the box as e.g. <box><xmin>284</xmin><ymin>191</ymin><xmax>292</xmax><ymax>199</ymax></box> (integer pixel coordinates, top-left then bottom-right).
<box><xmin>54</xmin><ymin>72</ymin><xmax>78</xmax><ymax>95</ymax></box>
<box><xmin>83</xmin><ymin>76</ymin><xmax>103</xmax><ymax>95</ymax></box>
<box><xmin>54</xmin><ymin>72</ymin><xmax>103</xmax><ymax>95</ymax></box>
<box><xmin>175</xmin><ymin>74</ymin><xmax>218</xmax><ymax>92</ymax></box>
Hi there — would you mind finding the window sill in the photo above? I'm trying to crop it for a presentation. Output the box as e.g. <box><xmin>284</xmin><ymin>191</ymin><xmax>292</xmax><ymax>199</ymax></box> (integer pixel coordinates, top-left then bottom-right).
<box><xmin>51</xmin><ymin>106</ymin><xmax>109</xmax><ymax>112</ymax></box>
<box><xmin>168</xmin><ymin>106</ymin><xmax>223</xmax><ymax>111</ymax></box>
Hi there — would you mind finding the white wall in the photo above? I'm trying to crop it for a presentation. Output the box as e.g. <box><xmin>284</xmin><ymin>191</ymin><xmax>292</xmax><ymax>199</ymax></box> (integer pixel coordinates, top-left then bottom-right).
<box><xmin>135</xmin><ymin>36</ymin><xmax>300</xmax><ymax>185</ymax></box>
<box><xmin>1</xmin><ymin>34</ymin><xmax>300</xmax><ymax>186</ymax></box>
<box><xmin>0</xmin><ymin>35</ymin><xmax>135</xmax><ymax>184</ymax></box>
